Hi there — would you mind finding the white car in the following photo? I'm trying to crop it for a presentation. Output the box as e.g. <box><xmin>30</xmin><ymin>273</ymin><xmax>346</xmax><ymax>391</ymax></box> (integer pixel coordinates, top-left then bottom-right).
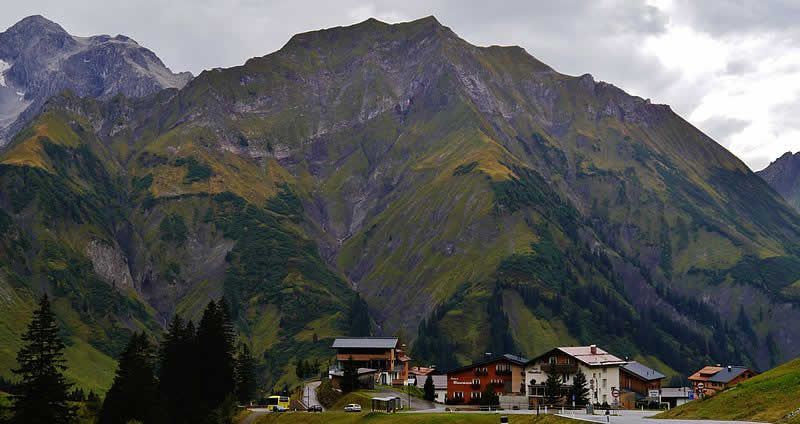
<box><xmin>344</xmin><ymin>403</ymin><xmax>362</xmax><ymax>412</ymax></box>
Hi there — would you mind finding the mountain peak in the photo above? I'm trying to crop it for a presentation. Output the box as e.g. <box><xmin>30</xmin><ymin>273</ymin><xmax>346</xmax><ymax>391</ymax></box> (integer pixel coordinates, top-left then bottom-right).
<box><xmin>6</xmin><ymin>15</ymin><xmax>68</xmax><ymax>36</ymax></box>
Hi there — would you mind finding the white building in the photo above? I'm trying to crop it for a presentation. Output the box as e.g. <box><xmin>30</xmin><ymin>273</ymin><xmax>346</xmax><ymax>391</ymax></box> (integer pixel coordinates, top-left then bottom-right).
<box><xmin>524</xmin><ymin>345</ymin><xmax>626</xmax><ymax>407</ymax></box>
<box><xmin>413</xmin><ymin>374</ymin><xmax>447</xmax><ymax>403</ymax></box>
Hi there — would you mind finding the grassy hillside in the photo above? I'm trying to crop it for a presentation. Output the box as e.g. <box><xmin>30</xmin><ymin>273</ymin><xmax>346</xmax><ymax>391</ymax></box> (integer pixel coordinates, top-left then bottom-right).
<box><xmin>656</xmin><ymin>357</ymin><xmax>800</xmax><ymax>422</ymax></box>
<box><xmin>244</xmin><ymin>412</ymin><xmax>579</xmax><ymax>424</ymax></box>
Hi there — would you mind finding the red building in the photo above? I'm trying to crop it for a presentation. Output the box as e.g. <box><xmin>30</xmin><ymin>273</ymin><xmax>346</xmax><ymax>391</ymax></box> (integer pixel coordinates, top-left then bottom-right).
<box><xmin>445</xmin><ymin>354</ymin><xmax>528</xmax><ymax>404</ymax></box>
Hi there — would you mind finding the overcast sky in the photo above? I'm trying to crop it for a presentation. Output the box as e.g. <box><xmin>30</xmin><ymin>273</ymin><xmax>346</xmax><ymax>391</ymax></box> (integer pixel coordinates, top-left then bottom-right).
<box><xmin>3</xmin><ymin>0</ymin><xmax>799</xmax><ymax>170</ymax></box>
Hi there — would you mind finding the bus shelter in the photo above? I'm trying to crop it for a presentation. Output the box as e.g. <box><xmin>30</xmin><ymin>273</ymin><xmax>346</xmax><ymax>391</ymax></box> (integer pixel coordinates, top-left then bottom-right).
<box><xmin>371</xmin><ymin>396</ymin><xmax>402</xmax><ymax>413</ymax></box>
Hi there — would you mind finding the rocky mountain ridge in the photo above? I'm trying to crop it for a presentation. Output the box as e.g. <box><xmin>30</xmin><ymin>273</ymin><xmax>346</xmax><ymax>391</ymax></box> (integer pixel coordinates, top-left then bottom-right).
<box><xmin>758</xmin><ymin>151</ymin><xmax>800</xmax><ymax>212</ymax></box>
<box><xmin>0</xmin><ymin>15</ymin><xmax>191</xmax><ymax>145</ymax></box>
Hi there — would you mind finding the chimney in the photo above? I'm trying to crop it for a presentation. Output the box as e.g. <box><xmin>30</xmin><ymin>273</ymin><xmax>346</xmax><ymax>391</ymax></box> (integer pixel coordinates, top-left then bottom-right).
<box><xmin>590</xmin><ymin>345</ymin><xmax>597</xmax><ymax>354</ymax></box>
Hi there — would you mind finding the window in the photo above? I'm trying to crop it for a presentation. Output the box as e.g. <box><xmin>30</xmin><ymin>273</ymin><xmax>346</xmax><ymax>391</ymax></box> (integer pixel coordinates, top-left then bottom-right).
<box><xmin>549</xmin><ymin>357</ymin><xmax>557</xmax><ymax>364</ymax></box>
<box><xmin>602</xmin><ymin>379</ymin><xmax>607</xmax><ymax>388</ymax></box>
<box><xmin>454</xmin><ymin>392</ymin><xmax>464</xmax><ymax>398</ymax></box>
<box><xmin>473</xmin><ymin>379</ymin><xmax>480</xmax><ymax>385</ymax></box>
<box><xmin>471</xmin><ymin>392</ymin><xmax>481</xmax><ymax>399</ymax></box>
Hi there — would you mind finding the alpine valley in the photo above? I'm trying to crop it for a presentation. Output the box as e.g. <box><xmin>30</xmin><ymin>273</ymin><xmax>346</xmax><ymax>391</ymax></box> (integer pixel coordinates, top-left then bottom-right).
<box><xmin>1</xmin><ymin>15</ymin><xmax>800</xmax><ymax>393</ymax></box>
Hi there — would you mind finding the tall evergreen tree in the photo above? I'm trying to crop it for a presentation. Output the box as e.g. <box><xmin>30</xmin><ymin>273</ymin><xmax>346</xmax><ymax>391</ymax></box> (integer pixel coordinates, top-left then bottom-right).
<box><xmin>295</xmin><ymin>360</ymin><xmax>305</xmax><ymax>380</ymax></box>
<box><xmin>570</xmin><ymin>369</ymin><xmax>589</xmax><ymax>406</ymax></box>
<box><xmin>423</xmin><ymin>375</ymin><xmax>435</xmax><ymax>401</ymax></box>
<box><xmin>348</xmin><ymin>294</ymin><xmax>371</xmax><ymax>336</ymax></box>
<box><xmin>341</xmin><ymin>357</ymin><xmax>359</xmax><ymax>393</ymax></box>
<box><xmin>158</xmin><ymin>315</ymin><xmax>198</xmax><ymax>424</ymax></box>
<box><xmin>11</xmin><ymin>294</ymin><xmax>77</xmax><ymax>424</ymax></box>
<box><xmin>197</xmin><ymin>299</ymin><xmax>237</xmax><ymax>410</ymax></box>
<box><xmin>234</xmin><ymin>343</ymin><xmax>257</xmax><ymax>405</ymax></box>
<box><xmin>544</xmin><ymin>372</ymin><xmax>562</xmax><ymax>406</ymax></box>
<box><xmin>99</xmin><ymin>332</ymin><xmax>158</xmax><ymax>424</ymax></box>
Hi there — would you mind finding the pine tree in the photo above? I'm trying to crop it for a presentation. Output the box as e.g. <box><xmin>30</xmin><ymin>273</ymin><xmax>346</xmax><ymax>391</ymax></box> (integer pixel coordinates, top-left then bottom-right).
<box><xmin>100</xmin><ymin>332</ymin><xmax>158</xmax><ymax>424</ymax></box>
<box><xmin>544</xmin><ymin>372</ymin><xmax>562</xmax><ymax>406</ymax></box>
<box><xmin>234</xmin><ymin>343</ymin><xmax>257</xmax><ymax>405</ymax></box>
<box><xmin>197</xmin><ymin>299</ymin><xmax>237</xmax><ymax>410</ymax></box>
<box><xmin>341</xmin><ymin>356</ymin><xmax>358</xmax><ymax>393</ymax></box>
<box><xmin>158</xmin><ymin>315</ymin><xmax>198</xmax><ymax>424</ymax></box>
<box><xmin>570</xmin><ymin>369</ymin><xmax>589</xmax><ymax>406</ymax></box>
<box><xmin>423</xmin><ymin>375</ymin><xmax>435</xmax><ymax>401</ymax></box>
<box><xmin>295</xmin><ymin>359</ymin><xmax>305</xmax><ymax>380</ymax></box>
<box><xmin>349</xmin><ymin>294</ymin><xmax>371</xmax><ymax>336</ymax></box>
<box><xmin>11</xmin><ymin>294</ymin><xmax>77</xmax><ymax>424</ymax></box>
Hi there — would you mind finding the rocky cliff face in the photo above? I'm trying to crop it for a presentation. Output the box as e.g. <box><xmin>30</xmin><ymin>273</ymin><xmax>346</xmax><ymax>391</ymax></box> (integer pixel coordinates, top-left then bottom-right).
<box><xmin>0</xmin><ymin>15</ymin><xmax>191</xmax><ymax>145</ymax></box>
<box><xmin>758</xmin><ymin>152</ymin><xmax>800</xmax><ymax>211</ymax></box>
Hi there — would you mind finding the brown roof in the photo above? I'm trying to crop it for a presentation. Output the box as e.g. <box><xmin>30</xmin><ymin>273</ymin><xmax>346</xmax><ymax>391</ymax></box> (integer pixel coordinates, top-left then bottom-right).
<box><xmin>688</xmin><ymin>366</ymin><xmax>723</xmax><ymax>382</ymax></box>
<box><xmin>409</xmin><ymin>366</ymin><xmax>435</xmax><ymax>376</ymax></box>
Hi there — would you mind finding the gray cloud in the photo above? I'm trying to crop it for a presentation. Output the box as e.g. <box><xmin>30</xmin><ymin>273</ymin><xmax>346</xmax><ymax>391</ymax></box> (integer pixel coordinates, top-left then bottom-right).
<box><xmin>697</xmin><ymin>116</ymin><xmax>752</xmax><ymax>147</ymax></box>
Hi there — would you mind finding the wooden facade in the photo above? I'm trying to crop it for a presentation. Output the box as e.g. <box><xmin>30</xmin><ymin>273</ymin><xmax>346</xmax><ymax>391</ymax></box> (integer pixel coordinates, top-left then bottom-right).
<box><xmin>446</xmin><ymin>355</ymin><xmax>527</xmax><ymax>404</ymax></box>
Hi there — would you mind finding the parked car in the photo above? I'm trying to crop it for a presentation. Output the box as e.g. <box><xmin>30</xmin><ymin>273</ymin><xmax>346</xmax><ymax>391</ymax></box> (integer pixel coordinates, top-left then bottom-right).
<box><xmin>271</xmin><ymin>405</ymin><xmax>288</xmax><ymax>412</ymax></box>
<box><xmin>307</xmin><ymin>405</ymin><xmax>323</xmax><ymax>412</ymax></box>
<box><xmin>344</xmin><ymin>403</ymin><xmax>362</xmax><ymax>412</ymax></box>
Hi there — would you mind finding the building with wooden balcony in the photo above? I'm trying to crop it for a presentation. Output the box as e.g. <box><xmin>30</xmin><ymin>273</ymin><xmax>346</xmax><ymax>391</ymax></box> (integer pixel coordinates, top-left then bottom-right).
<box><xmin>331</xmin><ymin>337</ymin><xmax>410</xmax><ymax>385</ymax></box>
<box><xmin>688</xmin><ymin>365</ymin><xmax>756</xmax><ymax>397</ymax></box>
<box><xmin>525</xmin><ymin>345</ymin><xmax>625</xmax><ymax>407</ymax></box>
<box><xmin>445</xmin><ymin>354</ymin><xmax>528</xmax><ymax>404</ymax></box>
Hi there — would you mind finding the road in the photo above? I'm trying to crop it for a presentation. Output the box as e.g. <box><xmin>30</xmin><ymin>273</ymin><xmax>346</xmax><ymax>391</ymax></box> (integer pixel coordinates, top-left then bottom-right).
<box><xmin>302</xmin><ymin>380</ymin><xmax>323</xmax><ymax>410</ymax></box>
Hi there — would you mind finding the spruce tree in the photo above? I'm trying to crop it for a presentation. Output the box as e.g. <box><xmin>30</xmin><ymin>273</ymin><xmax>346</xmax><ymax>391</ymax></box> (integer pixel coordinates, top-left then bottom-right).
<box><xmin>295</xmin><ymin>360</ymin><xmax>305</xmax><ymax>380</ymax></box>
<box><xmin>158</xmin><ymin>315</ymin><xmax>198</xmax><ymax>424</ymax></box>
<box><xmin>197</xmin><ymin>299</ymin><xmax>237</xmax><ymax>410</ymax></box>
<box><xmin>99</xmin><ymin>332</ymin><xmax>158</xmax><ymax>424</ymax></box>
<box><xmin>544</xmin><ymin>372</ymin><xmax>562</xmax><ymax>406</ymax></box>
<box><xmin>11</xmin><ymin>294</ymin><xmax>77</xmax><ymax>424</ymax></box>
<box><xmin>234</xmin><ymin>343</ymin><xmax>257</xmax><ymax>405</ymax></box>
<box><xmin>423</xmin><ymin>375</ymin><xmax>435</xmax><ymax>401</ymax></box>
<box><xmin>341</xmin><ymin>357</ymin><xmax>358</xmax><ymax>393</ymax></box>
<box><xmin>348</xmin><ymin>294</ymin><xmax>371</xmax><ymax>336</ymax></box>
<box><xmin>570</xmin><ymin>369</ymin><xmax>589</xmax><ymax>406</ymax></box>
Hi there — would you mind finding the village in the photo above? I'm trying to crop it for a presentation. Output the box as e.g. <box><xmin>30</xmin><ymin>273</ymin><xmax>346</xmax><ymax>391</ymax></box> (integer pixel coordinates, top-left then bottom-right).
<box><xmin>326</xmin><ymin>337</ymin><xmax>758</xmax><ymax>412</ymax></box>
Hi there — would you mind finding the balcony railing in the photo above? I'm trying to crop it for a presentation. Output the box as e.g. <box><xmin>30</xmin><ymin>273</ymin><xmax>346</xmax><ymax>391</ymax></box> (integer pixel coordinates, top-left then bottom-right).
<box><xmin>540</xmin><ymin>363</ymin><xmax>579</xmax><ymax>374</ymax></box>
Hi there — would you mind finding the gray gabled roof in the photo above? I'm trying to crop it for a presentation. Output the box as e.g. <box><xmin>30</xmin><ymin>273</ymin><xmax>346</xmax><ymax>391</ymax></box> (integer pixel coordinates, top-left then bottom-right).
<box><xmin>707</xmin><ymin>366</ymin><xmax>750</xmax><ymax>383</ymax></box>
<box><xmin>621</xmin><ymin>361</ymin><xmax>666</xmax><ymax>381</ymax></box>
<box><xmin>332</xmin><ymin>337</ymin><xmax>398</xmax><ymax>349</ymax></box>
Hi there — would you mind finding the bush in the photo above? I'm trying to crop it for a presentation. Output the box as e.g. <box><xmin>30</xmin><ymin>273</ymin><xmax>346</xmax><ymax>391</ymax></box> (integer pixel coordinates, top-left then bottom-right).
<box><xmin>316</xmin><ymin>378</ymin><xmax>340</xmax><ymax>408</ymax></box>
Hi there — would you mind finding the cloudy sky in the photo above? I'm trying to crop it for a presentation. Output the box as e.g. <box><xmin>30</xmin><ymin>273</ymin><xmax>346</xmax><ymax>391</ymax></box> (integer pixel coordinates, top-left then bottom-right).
<box><xmin>3</xmin><ymin>0</ymin><xmax>799</xmax><ymax>170</ymax></box>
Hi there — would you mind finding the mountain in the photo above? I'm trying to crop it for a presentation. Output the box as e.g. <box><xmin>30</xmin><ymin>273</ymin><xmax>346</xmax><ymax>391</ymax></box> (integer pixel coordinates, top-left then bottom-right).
<box><xmin>0</xmin><ymin>15</ymin><xmax>192</xmax><ymax>146</ymax></box>
<box><xmin>2</xmin><ymin>16</ymin><xmax>800</xmax><ymax>392</ymax></box>
<box><xmin>758</xmin><ymin>152</ymin><xmax>800</xmax><ymax>212</ymax></box>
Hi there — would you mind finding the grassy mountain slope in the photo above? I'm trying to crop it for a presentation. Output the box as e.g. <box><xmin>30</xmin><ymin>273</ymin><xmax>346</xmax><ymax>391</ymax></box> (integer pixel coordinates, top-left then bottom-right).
<box><xmin>656</xmin><ymin>357</ymin><xmax>800</xmax><ymax>422</ymax></box>
<box><xmin>2</xmin><ymin>16</ymin><xmax>800</xmax><ymax>390</ymax></box>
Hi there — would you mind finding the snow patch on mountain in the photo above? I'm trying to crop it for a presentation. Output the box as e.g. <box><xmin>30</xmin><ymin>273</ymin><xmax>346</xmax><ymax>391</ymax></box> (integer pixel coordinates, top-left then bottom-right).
<box><xmin>0</xmin><ymin>59</ymin><xmax>10</xmax><ymax>87</ymax></box>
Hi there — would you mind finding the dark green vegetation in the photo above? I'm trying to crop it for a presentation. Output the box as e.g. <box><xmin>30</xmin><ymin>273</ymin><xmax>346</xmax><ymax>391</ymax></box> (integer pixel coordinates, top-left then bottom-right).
<box><xmin>9</xmin><ymin>295</ymin><xmax>77</xmax><ymax>424</ymax></box>
<box><xmin>99</xmin><ymin>299</ymin><xmax>254</xmax><ymax>424</ymax></box>
<box><xmin>657</xmin><ymin>357</ymin><xmax>800</xmax><ymax>423</ymax></box>
<box><xmin>2</xmin><ymin>16</ymin><xmax>800</xmax><ymax>396</ymax></box>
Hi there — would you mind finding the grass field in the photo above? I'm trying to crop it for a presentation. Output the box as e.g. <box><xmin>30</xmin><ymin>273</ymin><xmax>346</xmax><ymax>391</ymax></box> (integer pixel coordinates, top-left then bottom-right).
<box><xmin>656</xmin><ymin>357</ymin><xmax>800</xmax><ymax>422</ymax></box>
<box><xmin>245</xmin><ymin>412</ymin><xmax>578</xmax><ymax>424</ymax></box>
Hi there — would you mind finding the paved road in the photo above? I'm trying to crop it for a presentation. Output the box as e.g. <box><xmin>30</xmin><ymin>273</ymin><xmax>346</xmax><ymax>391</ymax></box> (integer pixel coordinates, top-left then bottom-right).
<box><xmin>302</xmin><ymin>381</ymin><xmax>324</xmax><ymax>411</ymax></box>
<box><xmin>556</xmin><ymin>410</ymin><xmax>768</xmax><ymax>424</ymax></box>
